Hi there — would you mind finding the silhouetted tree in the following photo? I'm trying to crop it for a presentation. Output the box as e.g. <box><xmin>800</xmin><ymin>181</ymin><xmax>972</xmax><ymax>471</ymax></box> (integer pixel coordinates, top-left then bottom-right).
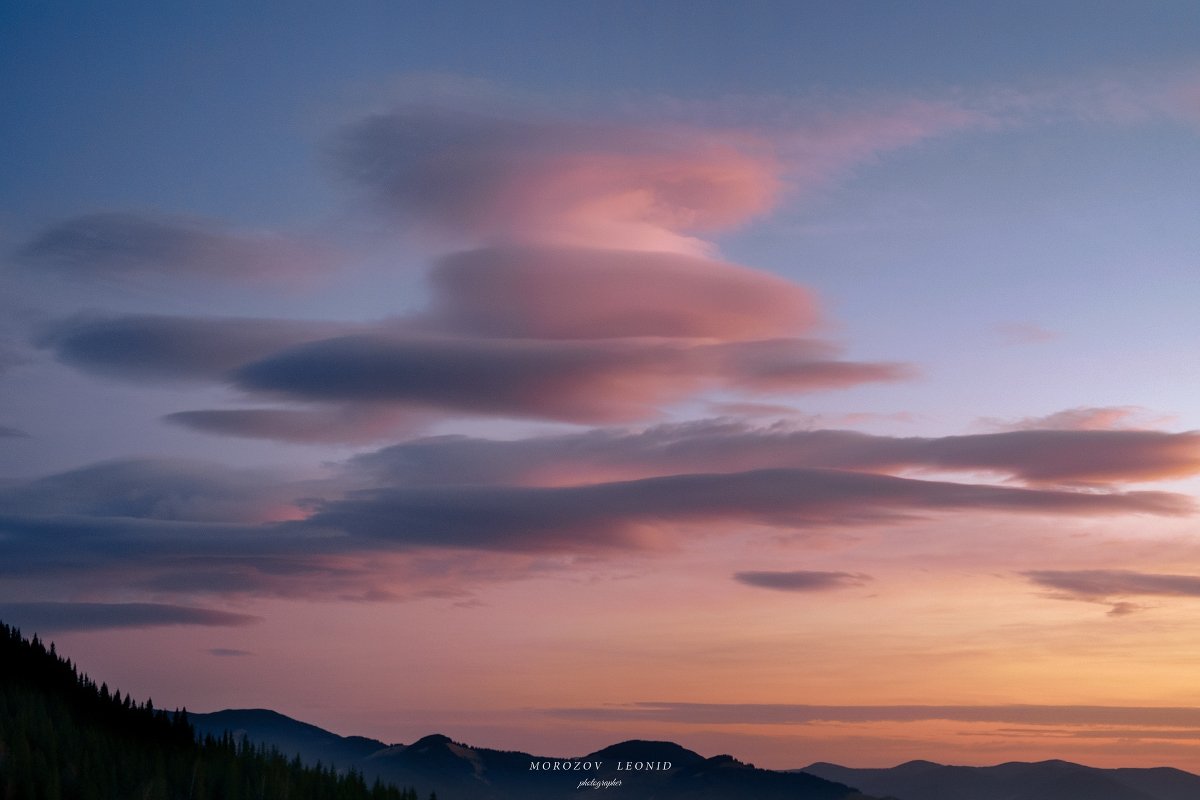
<box><xmin>0</xmin><ymin>621</ymin><xmax>416</xmax><ymax>800</ymax></box>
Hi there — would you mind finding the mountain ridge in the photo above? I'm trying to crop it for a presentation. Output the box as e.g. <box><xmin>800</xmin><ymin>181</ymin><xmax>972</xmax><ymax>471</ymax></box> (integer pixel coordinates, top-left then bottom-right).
<box><xmin>801</xmin><ymin>757</ymin><xmax>1200</xmax><ymax>800</ymax></box>
<box><xmin>190</xmin><ymin>706</ymin><xmax>1200</xmax><ymax>800</ymax></box>
<box><xmin>189</xmin><ymin>708</ymin><xmax>873</xmax><ymax>800</ymax></box>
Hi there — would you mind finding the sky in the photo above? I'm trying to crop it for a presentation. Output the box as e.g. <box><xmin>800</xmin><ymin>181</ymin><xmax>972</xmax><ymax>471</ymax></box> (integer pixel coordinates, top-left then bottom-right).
<box><xmin>3</xmin><ymin>0</ymin><xmax>1200</xmax><ymax>771</ymax></box>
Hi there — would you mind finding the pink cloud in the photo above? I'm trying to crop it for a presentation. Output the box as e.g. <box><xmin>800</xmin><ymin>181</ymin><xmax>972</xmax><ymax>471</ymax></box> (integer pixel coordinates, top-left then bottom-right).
<box><xmin>995</xmin><ymin>406</ymin><xmax>1171</xmax><ymax>432</ymax></box>
<box><xmin>332</xmin><ymin>110</ymin><xmax>779</xmax><ymax>253</ymax></box>
<box><xmin>427</xmin><ymin>245</ymin><xmax>819</xmax><ymax>340</ymax></box>
<box><xmin>36</xmin><ymin>107</ymin><xmax>956</xmax><ymax>442</ymax></box>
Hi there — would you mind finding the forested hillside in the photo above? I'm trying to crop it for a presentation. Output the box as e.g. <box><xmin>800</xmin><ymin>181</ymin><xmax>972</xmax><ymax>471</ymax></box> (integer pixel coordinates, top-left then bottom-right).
<box><xmin>0</xmin><ymin>621</ymin><xmax>421</xmax><ymax>800</ymax></box>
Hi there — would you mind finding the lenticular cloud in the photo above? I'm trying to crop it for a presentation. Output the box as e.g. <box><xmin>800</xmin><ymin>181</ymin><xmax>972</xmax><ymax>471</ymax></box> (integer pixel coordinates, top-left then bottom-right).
<box><xmin>426</xmin><ymin>245</ymin><xmax>819</xmax><ymax>340</ymax></box>
<box><xmin>15</xmin><ymin>108</ymin><xmax>911</xmax><ymax>437</ymax></box>
<box><xmin>329</xmin><ymin>109</ymin><xmax>780</xmax><ymax>253</ymax></box>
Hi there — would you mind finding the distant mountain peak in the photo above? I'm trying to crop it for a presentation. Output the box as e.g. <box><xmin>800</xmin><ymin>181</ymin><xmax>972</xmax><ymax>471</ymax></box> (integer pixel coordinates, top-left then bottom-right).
<box><xmin>410</xmin><ymin>733</ymin><xmax>455</xmax><ymax>748</ymax></box>
<box><xmin>585</xmin><ymin>738</ymin><xmax>705</xmax><ymax>764</ymax></box>
<box><xmin>893</xmin><ymin>758</ymin><xmax>944</xmax><ymax>770</ymax></box>
<box><xmin>207</xmin><ymin>707</ymin><xmax>290</xmax><ymax>721</ymax></box>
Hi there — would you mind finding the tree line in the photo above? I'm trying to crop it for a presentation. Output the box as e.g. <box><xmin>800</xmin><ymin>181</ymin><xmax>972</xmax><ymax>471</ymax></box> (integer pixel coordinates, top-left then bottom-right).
<box><xmin>0</xmin><ymin>621</ymin><xmax>429</xmax><ymax>800</ymax></box>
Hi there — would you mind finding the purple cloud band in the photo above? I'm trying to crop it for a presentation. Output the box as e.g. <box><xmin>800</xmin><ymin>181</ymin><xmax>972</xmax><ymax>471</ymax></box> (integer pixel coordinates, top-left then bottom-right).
<box><xmin>0</xmin><ymin>602</ymin><xmax>260</xmax><ymax>632</ymax></box>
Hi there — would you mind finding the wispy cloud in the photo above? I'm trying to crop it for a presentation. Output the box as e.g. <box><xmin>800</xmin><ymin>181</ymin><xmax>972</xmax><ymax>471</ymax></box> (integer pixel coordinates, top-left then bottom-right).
<box><xmin>348</xmin><ymin>419</ymin><xmax>1200</xmax><ymax>487</ymax></box>
<box><xmin>208</xmin><ymin>647</ymin><xmax>255</xmax><ymax>657</ymax></box>
<box><xmin>1024</xmin><ymin>569</ymin><xmax>1200</xmax><ymax>615</ymax></box>
<box><xmin>15</xmin><ymin>212</ymin><xmax>336</xmax><ymax>285</ymax></box>
<box><xmin>546</xmin><ymin>701</ymin><xmax>1200</xmax><ymax>728</ymax></box>
<box><xmin>0</xmin><ymin>602</ymin><xmax>260</xmax><ymax>632</ymax></box>
<box><xmin>990</xmin><ymin>406</ymin><xmax>1163</xmax><ymax>432</ymax></box>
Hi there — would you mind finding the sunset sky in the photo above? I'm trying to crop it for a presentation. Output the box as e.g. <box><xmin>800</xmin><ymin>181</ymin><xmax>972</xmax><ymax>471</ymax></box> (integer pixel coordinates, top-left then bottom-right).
<box><xmin>4</xmin><ymin>1</ymin><xmax>1200</xmax><ymax>771</ymax></box>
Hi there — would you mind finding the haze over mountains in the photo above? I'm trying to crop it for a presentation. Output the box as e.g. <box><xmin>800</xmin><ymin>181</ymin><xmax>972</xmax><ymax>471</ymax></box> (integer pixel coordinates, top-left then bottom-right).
<box><xmin>190</xmin><ymin>708</ymin><xmax>1200</xmax><ymax>800</ymax></box>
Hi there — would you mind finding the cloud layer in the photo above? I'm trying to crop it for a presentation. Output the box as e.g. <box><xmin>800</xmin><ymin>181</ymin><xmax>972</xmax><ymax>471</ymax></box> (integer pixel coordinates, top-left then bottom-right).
<box><xmin>300</xmin><ymin>468</ymin><xmax>1187</xmax><ymax>553</ymax></box>
<box><xmin>1</xmin><ymin>449</ymin><xmax>1190</xmax><ymax>600</ymax></box>
<box><xmin>23</xmin><ymin>108</ymin><xmax>925</xmax><ymax>439</ymax></box>
<box><xmin>9</xmin><ymin>97</ymin><xmax>1200</xmax><ymax>624</ymax></box>
<box><xmin>0</xmin><ymin>458</ymin><xmax>303</xmax><ymax>523</ymax></box>
<box><xmin>547</xmin><ymin>701</ymin><xmax>1200</xmax><ymax>728</ymax></box>
<box><xmin>231</xmin><ymin>336</ymin><xmax>905</xmax><ymax>423</ymax></box>
<box><xmin>0</xmin><ymin>602</ymin><xmax>260</xmax><ymax>632</ymax></box>
<box><xmin>348</xmin><ymin>419</ymin><xmax>1200</xmax><ymax>487</ymax></box>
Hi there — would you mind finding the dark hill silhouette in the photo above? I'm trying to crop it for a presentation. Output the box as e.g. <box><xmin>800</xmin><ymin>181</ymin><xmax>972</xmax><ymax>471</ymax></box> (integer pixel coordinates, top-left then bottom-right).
<box><xmin>802</xmin><ymin>757</ymin><xmax>1200</xmax><ymax>800</ymax></box>
<box><xmin>190</xmin><ymin>707</ymin><xmax>386</xmax><ymax>768</ymax></box>
<box><xmin>670</xmin><ymin>752</ymin><xmax>875</xmax><ymax>800</ymax></box>
<box><xmin>583</xmin><ymin>738</ymin><xmax>706</xmax><ymax>766</ymax></box>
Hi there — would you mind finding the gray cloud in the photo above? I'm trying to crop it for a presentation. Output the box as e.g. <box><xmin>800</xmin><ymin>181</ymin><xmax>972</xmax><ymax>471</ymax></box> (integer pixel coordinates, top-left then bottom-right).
<box><xmin>734</xmin><ymin>570</ymin><xmax>870</xmax><ymax>592</ymax></box>
<box><xmin>0</xmin><ymin>426</ymin><xmax>30</xmax><ymax>438</ymax></box>
<box><xmin>1024</xmin><ymin>569</ymin><xmax>1200</xmax><ymax>615</ymax></box>
<box><xmin>208</xmin><ymin>648</ymin><xmax>255</xmax><ymax>657</ymax></box>
<box><xmin>1022</xmin><ymin>566</ymin><xmax>1200</xmax><ymax>604</ymax></box>
<box><xmin>349</xmin><ymin>419</ymin><xmax>1200</xmax><ymax>487</ymax></box>
<box><xmin>16</xmin><ymin>212</ymin><xmax>334</xmax><ymax>283</ymax></box>
<box><xmin>302</xmin><ymin>468</ymin><xmax>1189</xmax><ymax>553</ymax></box>
<box><xmin>0</xmin><ymin>513</ymin><xmax>299</xmax><ymax>577</ymax></box>
<box><xmin>38</xmin><ymin>311</ymin><xmax>903</xmax><ymax>429</ymax></box>
<box><xmin>0</xmin><ymin>458</ymin><xmax>301</xmax><ymax>523</ymax></box>
<box><xmin>1024</xmin><ymin>569</ymin><xmax>1200</xmax><ymax>599</ymax></box>
<box><xmin>0</xmin><ymin>458</ymin><xmax>1189</xmax><ymax>597</ymax></box>
<box><xmin>164</xmin><ymin>406</ymin><xmax>420</xmax><ymax>445</ymax></box>
<box><xmin>0</xmin><ymin>602</ymin><xmax>260</xmax><ymax>632</ymax></box>
<box><xmin>39</xmin><ymin>313</ymin><xmax>350</xmax><ymax>383</ymax></box>
<box><xmin>233</xmin><ymin>335</ymin><xmax>907</xmax><ymax>423</ymax></box>
<box><xmin>0</xmin><ymin>338</ymin><xmax>32</xmax><ymax>376</ymax></box>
